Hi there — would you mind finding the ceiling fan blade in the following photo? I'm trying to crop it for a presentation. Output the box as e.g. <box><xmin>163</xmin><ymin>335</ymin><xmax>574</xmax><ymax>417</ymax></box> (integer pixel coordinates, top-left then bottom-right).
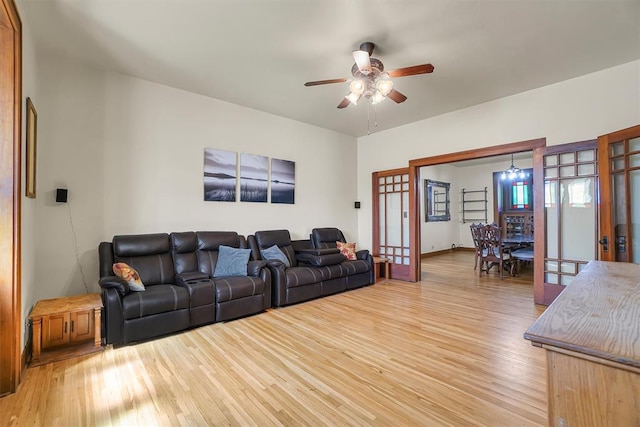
<box><xmin>352</xmin><ymin>50</ymin><xmax>372</xmax><ymax>73</ymax></box>
<box><xmin>387</xmin><ymin>89</ymin><xmax>407</xmax><ymax>104</ymax></box>
<box><xmin>386</xmin><ymin>64</ymin><xmax>434</xmax><ymax>78</ymax></box>
<box><xmin>304</xmin><ymin>78</ymin><xmax>348</xmax><ymax>87</ymax></box>
<box><xmin>337</xmin><ymin>98</ymin><xmax>351</xmax><ymax>109</ymax></box>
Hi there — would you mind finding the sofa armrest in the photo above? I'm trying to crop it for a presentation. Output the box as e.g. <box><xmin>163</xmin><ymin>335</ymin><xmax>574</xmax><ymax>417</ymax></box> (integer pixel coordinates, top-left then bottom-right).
<box><xmin>356</xmin><ymin>249</ymin><xmax>370</xmax><ymax>261</ymax></box>
<box><xmin>296</xmin><ymin>252</ymin><xmax>345</xmax><ymax>267</ymax></box>
<box><xmin>101</xmin><ymin>287</ymin><xmax>124</xmax><ymax>345</ymax></box>
<box><xmin>99</xmin><ymin>275</ymin><xmax>129</xmax><ymax>296</ymax></box>
<box><xmin>247</xmin><ymin>260</ymin><xmax>267</xmax><ymax>277</ymax></box>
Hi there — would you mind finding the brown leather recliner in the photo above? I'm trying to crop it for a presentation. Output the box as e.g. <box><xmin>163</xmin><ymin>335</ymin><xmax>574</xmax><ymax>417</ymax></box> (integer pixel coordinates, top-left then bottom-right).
<box><xmin>310</xmin><ymin>227</ymin><xmax>375</xmax><ymax>287</ymax></box>
<box><xmin>99</xmin><ymin>233</ymin><xmax>190</xmax><ymax>345</ymax></box>
<box><xmin>99</xmin><ymin>231</ymin><xmax>271</xmax><ymax>345</ymax></box>
<box><xmin>248</xmin><ymin>229</ymin><xmax>374</xmax><ymax>308</ymax></box>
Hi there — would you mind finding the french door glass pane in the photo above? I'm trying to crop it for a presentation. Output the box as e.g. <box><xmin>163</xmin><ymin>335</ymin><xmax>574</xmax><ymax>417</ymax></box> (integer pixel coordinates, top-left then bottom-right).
<box><xmin>402</xmin><ymin>190</ymin><xmax>410</xmax><ymax>265</ymax></box>
<box><xmin>577</xmin><ymin>150</ymin><xmax>595</xmax><ymax>162</ymax></box>
<box><xmin>379</xmin><ymin>194</ymin><xmax>385</xmax><ymax>246</ymax></box>
<box><xmin>630</xmin><ymin>170</ymin><xmax>640</xmax><ymax>263</ymax></box>
<box><xmin>611</xmin><ymin>142</ymin><xmax>624</xmax><ymax>156</ymax></box>
<box><xmin>545</xmin><ymin>180</ymin><xmax>559</xmax><ymax>259</ymax></box>
<box><xmin>386</xmin><ymin>192</ymin><xmax>402</xmax><ymax>247</ymax></box>
<box><xmin>561</xmin><ymin>178</ymin><xmax>596</xmax><ymax>262</ymax></box>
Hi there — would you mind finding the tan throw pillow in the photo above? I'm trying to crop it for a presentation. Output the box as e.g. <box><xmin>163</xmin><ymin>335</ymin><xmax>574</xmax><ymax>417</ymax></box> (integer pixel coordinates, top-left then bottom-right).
<box><xmin>113</xmin><ymin>262</ymin><xmax>145</xmax><ymax>292</ymax></box>
<box><xmin>337</xmin><ymin>241</ymin><xmax>357</xmax><ymax>260</ymax></box>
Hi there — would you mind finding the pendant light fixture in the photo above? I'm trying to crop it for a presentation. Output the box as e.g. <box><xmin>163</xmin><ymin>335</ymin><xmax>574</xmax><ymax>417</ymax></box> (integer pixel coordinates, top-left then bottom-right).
<box><xmin>501</xmin><ymin>154</ymin><xmax>526</xmax><ymax>180</ymax></box>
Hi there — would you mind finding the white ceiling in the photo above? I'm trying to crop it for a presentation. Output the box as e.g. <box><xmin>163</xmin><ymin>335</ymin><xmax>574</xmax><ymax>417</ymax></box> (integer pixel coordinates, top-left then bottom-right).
<box><xmin>18</xmin><ymin>0</ymin><xmax>640</xmax><ymax>137</ymax></box>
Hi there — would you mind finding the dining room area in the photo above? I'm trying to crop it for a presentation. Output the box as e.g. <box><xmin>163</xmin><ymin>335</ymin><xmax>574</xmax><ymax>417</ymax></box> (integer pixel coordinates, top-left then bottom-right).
<box><xmin>419</xmin><ymin>152</ymin><xmax>536</xmax><ymax>280</ymax></box>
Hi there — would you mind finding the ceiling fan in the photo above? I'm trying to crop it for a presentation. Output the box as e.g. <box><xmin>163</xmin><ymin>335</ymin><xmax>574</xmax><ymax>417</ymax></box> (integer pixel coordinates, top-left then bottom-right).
<box><xmin>304</xmin><ymin>41</ymin><xmax>434</xmax><ymax>109</ymax></box>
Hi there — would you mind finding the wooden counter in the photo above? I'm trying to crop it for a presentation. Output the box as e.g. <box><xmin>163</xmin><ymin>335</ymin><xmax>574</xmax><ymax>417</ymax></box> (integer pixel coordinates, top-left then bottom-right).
<box><xmin>524</xmin><ymin>260</ymin><xmax>640</xmax><ymax>426</ymax></box>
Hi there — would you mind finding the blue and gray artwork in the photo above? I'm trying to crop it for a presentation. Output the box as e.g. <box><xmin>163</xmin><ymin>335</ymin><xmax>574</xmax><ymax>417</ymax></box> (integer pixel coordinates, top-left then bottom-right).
<box><xmin>204</xmin><ymin>148</ymin><xmax>237</xmax><ymax>202</ymax></box>
<box><xmin>270</xmin><ymin>158</ymin><xmax>295</xmax><ymax>204</ymax></box>
<box><xmin>240</xmin><ymin>154</ymin><xmax>268</xmax><ymax>202</ymax></box>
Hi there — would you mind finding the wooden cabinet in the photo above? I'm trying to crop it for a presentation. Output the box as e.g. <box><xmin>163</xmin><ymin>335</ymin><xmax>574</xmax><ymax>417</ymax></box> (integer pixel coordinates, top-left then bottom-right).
<box><xmin>30</xmin><ymin>293</ymin><xmax>103</xmax><ymax>366</ymax></box>
<box><xmin>524</xmin><ymin>261</ymin><xmax>640</xmax><ymax>426</ymax></box>
<box><xmin>501</xmin><ymin>212</ymin><xmax>533</xmax><ymax>238</ymax></box>
<box><xmin>41</xmin><ymin>309</ymin><xmax>94</xmax><ymax>349</ymax></box>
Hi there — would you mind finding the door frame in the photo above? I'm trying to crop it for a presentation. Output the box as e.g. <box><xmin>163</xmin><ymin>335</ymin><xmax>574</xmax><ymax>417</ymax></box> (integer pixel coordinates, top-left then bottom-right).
<box><xmin>408</xmin><ymin>138</ymin><xmax>546</xmax><ymax>282</ymax></box>
<box><xmin>372</xmin><ymin>167</ymin><xmax>412</xmax><ymax>281</ymax></box>
<box><xmin>597</xmin><ymin>124</ymin><xmax>640</xmax><ymax>262</ymax></box>
<box><xmin>0</xmin><ymin>0</ymin><xmax>23</xmax><ymax>395</ymax></box>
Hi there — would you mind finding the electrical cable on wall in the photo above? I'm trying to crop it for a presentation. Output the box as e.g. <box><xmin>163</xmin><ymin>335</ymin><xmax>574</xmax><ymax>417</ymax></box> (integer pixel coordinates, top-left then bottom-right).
<box><xmin>67</xmin><ymin>202</ymin><xmax>90</xmax><ymax>293</ymax></box>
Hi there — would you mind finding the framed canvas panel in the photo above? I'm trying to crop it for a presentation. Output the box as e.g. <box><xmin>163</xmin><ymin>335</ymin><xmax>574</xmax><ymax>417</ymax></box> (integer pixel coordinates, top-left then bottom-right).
<box><xmin>204</xmin><ymin>148</ymin><xmax>237</xmax><ymax>202</ymax></box>
<box><xmin>240</xmin><ymin>153</ymin><xmax>268</xmax><ymax>202</ymax></box>
<box><xmin>270</xmin><ymin>158</ymin><xmax>295</xmax><ymax>204</ymax></box>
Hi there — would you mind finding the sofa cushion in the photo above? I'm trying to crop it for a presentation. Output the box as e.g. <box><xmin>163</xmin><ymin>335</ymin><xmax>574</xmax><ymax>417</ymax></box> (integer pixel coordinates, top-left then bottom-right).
<box><xmin>214</xmin><ymin>276</ymin><xmax>266</xmax><ymax>303</ymax></box>
<box><xmin>284</xmin><ymin>266</ymin><xmax>323</xmax><ymax>288</ymax></box>
<box><xmin>260</xmin><ymin>244</ymin><xmax>290</xmax><ymax>267</ymax></box>
<box><xmin>302</xmin><ymin>261</ymin><xmax>370</xmax><ymax>281</ymax></box>
<box><xmin>213</xmin><ymin>245</ymin><xmax>251</xmax><ymax>277</ymax></box>
<box><xmin>341</xmin><ymin>259</ymin><xmax>371</xmax><ymax>275</ymax></box>
<box><xmin>122</xmin><ymin>284</ymin><xmax>189</xmax><ymax>320</ymax></box>
<box><xmin>337</xmin><ymin>241</ymin><xmax>357</xmax><ymax>260</ymax></box>
<box><xmin>113</xmin><ymin>262</ymin><xmax>145</xmax><ymax>292</ymax></box>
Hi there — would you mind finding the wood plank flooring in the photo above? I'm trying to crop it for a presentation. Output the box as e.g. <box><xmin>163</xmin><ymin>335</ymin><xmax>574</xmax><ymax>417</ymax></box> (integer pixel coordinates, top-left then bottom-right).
<box><xmin>0</xmin><ymin>251</ymin><xmax>547</xmax><ymax>426</ymax></box>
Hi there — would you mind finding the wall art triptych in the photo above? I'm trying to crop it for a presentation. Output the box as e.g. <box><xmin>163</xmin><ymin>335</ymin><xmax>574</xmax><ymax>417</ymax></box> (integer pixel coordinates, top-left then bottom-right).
<box><xmin>203</xmin><ymin>148</ymin><xmax>295</xmax><ymax>204</ymax></box>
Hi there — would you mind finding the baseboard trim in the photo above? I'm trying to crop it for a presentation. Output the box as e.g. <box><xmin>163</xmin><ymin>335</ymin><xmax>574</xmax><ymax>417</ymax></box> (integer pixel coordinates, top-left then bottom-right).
<box><xmin>421</xmin><ymin>247</ymin><xmax>475</xmax><ymax>258</ymax></box>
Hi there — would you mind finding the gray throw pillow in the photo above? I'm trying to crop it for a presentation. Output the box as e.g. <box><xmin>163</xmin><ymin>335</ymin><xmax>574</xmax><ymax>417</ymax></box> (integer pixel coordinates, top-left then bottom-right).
<box><xmin>260</xmin><ymin>244</ymin><xmax>290</xmax><ymax>267</ymax></box>
<box><xmin>213</xmin><ymin>245</ymin><xmax>251</xmax><ymax>277</ymax></box>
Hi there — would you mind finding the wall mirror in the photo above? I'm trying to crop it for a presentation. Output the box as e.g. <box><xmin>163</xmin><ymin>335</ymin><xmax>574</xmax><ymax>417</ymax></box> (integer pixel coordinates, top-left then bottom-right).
<box><xmin>425</xmin><ymin>179</ymin><xmax>451</xmax><ymax>222</ymax></box>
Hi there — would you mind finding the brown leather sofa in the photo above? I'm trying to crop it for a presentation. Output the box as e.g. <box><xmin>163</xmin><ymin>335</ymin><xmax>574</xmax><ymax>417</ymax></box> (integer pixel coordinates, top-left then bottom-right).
<box><xmin>248</xmin><ymin>228</ymin><xmax>374</xmax><ymax>307</ymax></box>
<box><xmin>99</xmin><ymin>231</ymin><xmax>271</xmax><ymax>345</ymax></box>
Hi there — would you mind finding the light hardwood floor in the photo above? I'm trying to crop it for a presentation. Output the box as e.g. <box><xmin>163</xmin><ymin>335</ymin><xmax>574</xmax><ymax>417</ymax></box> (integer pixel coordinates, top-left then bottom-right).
<box><xmin>1</xmin><ymin>251</ymin><xmax>547</xmax><ymax>426</ymax></box>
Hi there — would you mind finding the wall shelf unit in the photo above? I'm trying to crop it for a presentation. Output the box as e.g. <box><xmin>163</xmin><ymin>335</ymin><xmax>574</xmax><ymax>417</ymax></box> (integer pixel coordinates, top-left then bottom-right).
<box><xmin>461</xmin><ymin>187</ymin><xmax>488</xmax><ymax>223</ymax></box>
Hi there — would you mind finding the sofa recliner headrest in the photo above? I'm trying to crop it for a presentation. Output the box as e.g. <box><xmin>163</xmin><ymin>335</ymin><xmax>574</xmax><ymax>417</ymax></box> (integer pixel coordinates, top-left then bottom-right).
<box><xmin>171</xmin><ymin>232</ymin><xmax>197</xmax><ymax>254</ymax></box>
<box><xmin>311</xmin><ymin>228</ymin><xmax>346</xmax><ymax>249</ymax></box>
<box><xmin>196</xmin><ymin>231</ymin><xmax>240</xmax><ymax>250</ymax></box>
<box><xmin>113</xmin><ymin>233</ymin><xmax>171</xmax><ymax>257</ymax></box>
<box><xmin>254</xmin><ymin>230</ymin><xmax>292</xmax><ymax>249</ymax></box>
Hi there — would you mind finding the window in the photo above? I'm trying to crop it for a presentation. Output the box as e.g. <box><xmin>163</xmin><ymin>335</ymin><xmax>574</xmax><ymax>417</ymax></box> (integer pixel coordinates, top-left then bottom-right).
<box><xmin>511</xmin><ymin>180</ymin><xmax>530</xmax><ymax>209</ymax></box>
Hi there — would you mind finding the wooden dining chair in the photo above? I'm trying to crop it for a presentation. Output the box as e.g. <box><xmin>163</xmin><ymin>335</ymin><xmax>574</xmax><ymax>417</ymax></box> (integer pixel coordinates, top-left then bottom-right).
<box><xmin>469</xmin><ymin>223</ymin><xmax>483</xmax><ymax>270</ymax></box>
<box><xmin>478</xmin><ymin>223</ymin><xmax>513</xmax><ymax>279</ymax></box>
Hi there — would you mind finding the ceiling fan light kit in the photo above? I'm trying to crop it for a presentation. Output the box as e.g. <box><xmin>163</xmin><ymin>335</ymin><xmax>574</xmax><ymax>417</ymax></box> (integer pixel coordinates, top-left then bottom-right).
<box><xmin>304</xmin><ymin>41</ymin><xmax>434</xmax><ymax>109</ymax></box>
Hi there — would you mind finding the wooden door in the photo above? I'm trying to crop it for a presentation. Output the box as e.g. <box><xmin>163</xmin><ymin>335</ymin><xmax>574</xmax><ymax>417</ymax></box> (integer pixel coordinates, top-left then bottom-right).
<box><xmin>372</xmin><ymin>168</ymin><xmax>413</xmax><ymax>281</ymax></box>
<box><xmin>534</xmin><ymin>140</ymin><xmax>599</xmax><ymax>305</ymax></box>
<box><xmin>598</xmin><ymin>124</ymin><xmax>640</xmax><ymax>263</ymax></box>
<box><xmin>0</xmin><ymin>0</ymin><xmax>22</xmax><ymax>395</ymax></box>
<box><xmin>70</xmin><ymin>310</ymin><xmax>95</xmax><ymax>343</ymax></box>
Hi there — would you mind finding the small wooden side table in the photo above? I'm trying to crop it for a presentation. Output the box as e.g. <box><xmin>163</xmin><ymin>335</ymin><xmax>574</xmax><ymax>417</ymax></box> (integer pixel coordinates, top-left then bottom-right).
<box><xmin>30</xmin><ymin>293</ymin><xmax>103</xmax><ymax>366</ymax></box>
<box><xmin>373</xmin><ymin>256</ymin><xmax>390</xmax><ymax>282</ymax></box>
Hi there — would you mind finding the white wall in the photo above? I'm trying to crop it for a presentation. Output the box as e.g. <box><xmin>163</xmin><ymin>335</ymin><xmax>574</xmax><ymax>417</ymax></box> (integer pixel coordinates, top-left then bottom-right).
<box><xmin>419</xmin><ymin>164</ymin><xmax>459</xmax><ymax>253</ymax></box>
<box><xmin>357</xmin><ymin>61</ymin><xmax>640</xmax><ymax>252</ymax></box>
<box><xmin>33</xmin><ymin>54</ymin><xmax>358</xmax><ymax>302</ymax></box>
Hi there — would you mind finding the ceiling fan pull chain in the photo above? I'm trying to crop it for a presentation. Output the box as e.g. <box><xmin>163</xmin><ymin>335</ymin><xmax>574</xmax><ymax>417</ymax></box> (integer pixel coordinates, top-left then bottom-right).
<box><xmin>374</xmin><ymin>103</ymin><xmax>378</xmax><ymax>129</ymax></box>
<box><xmin>367</xmin><ymin>102</ymin><xmax>371</xmax><ymax>135</ymax></box>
